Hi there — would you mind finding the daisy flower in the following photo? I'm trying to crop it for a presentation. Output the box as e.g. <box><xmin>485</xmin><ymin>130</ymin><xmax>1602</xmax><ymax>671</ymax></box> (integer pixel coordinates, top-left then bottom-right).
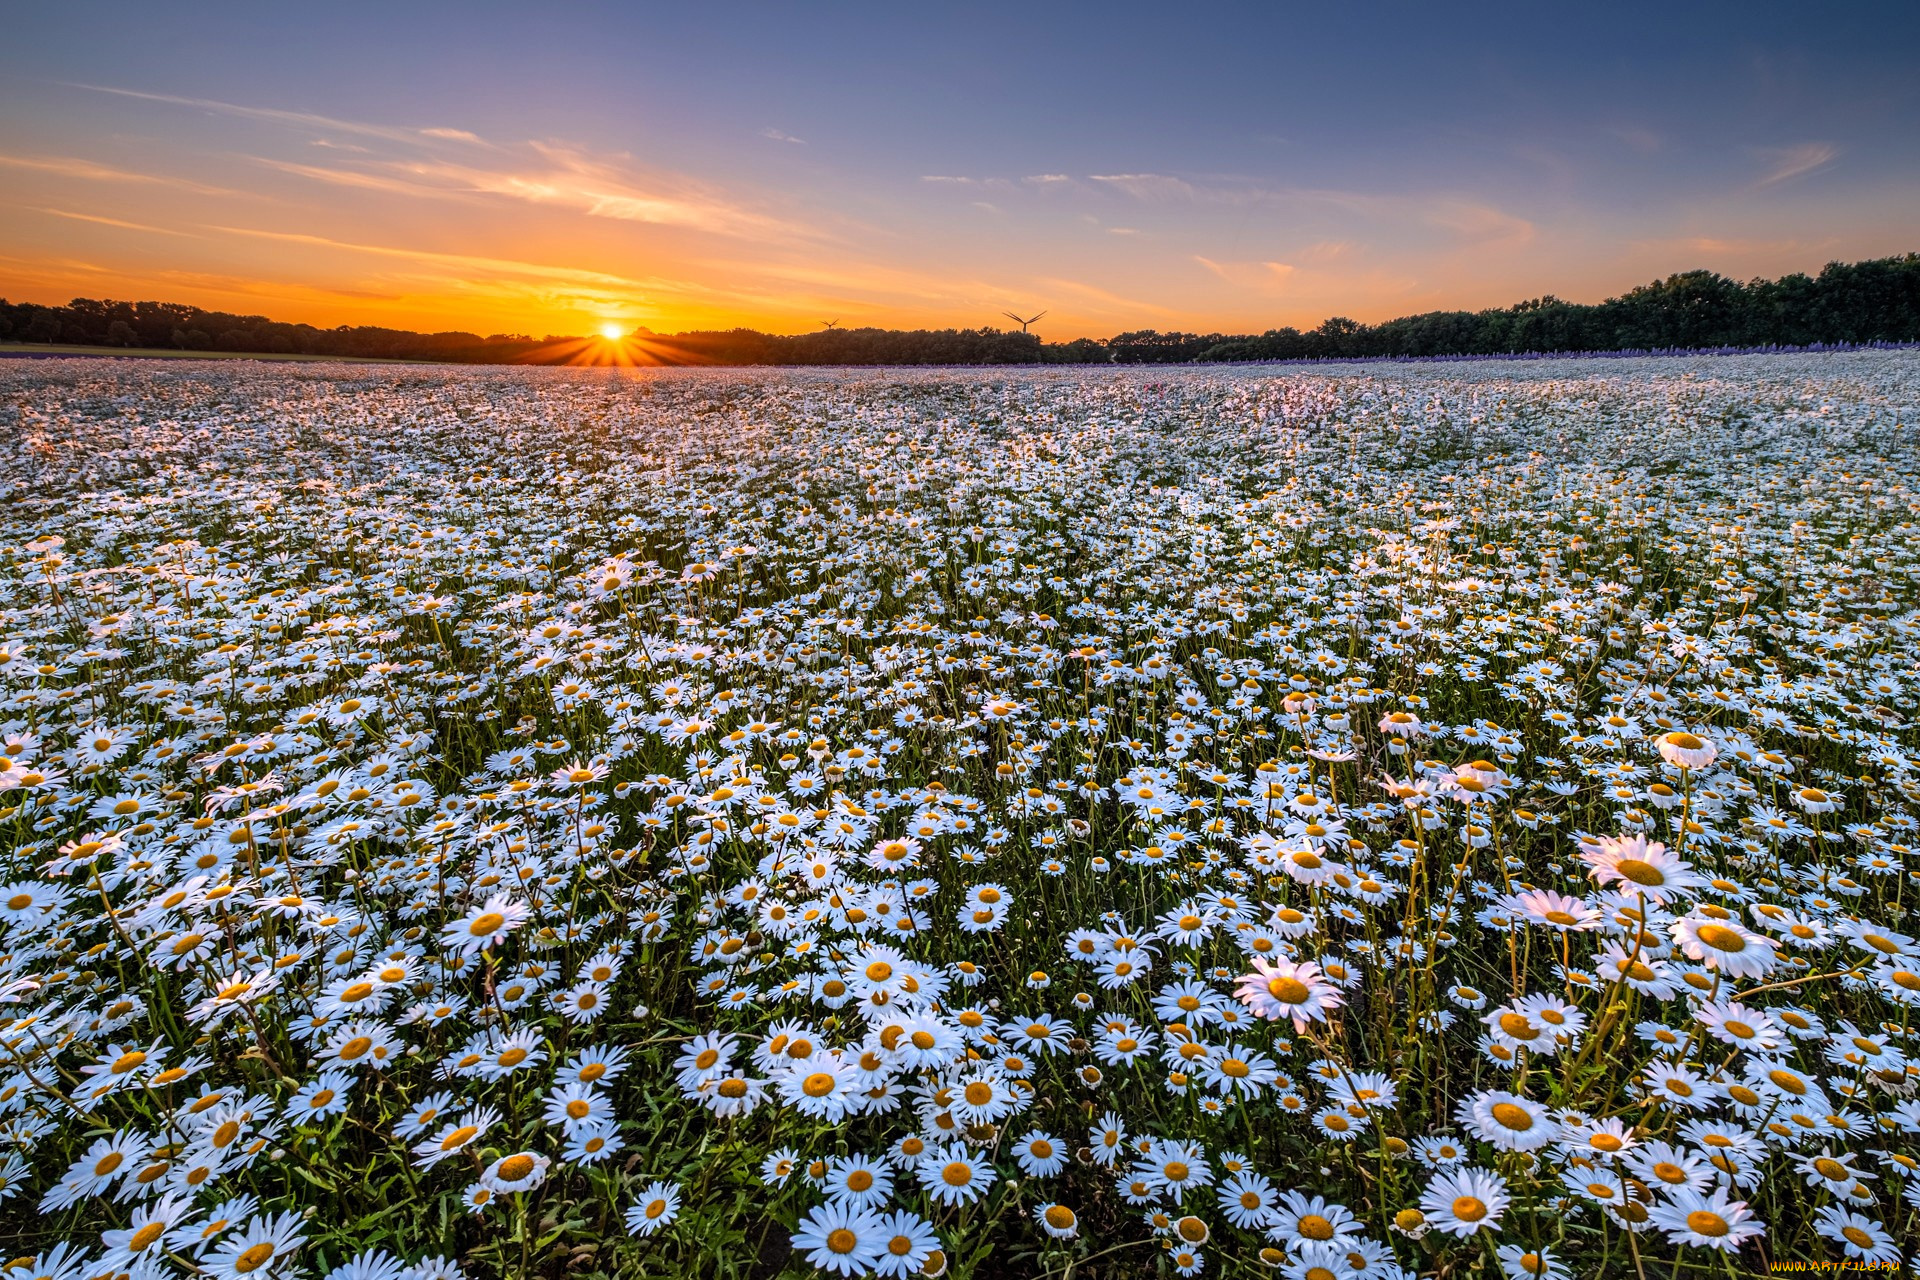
<box><xmin>823</xmin><ymin>1154</ymin><xmax>893</xmax><ymax>1208</ymax></box>
<box><xmin>1579</xmin><ymin>834</ymin><xmax>1704</xmax><ymax>903</ymax></box>
<box><xmin>562</xmin><ymin>1122</ymin><xmax>625</xmax><ymax>1164</ymax></box>
<box><xmin>1036</xmin><ymin>1203</ymin><xmax>1079</xmax><ymax>1239</ymax></box>
<box><xmin>1812</xmin><ymin>1205</ymin><xmax>1899</xmax><ymax>1263</ymax></box>
<box><xmin>1644</xmin><ymin>1186</ymin><xmax>1763</xmax><ymax>1251</ymax></box>
<box><xmin>411</xmin><ymin>1107</ymin><xmax>500</xmax><ymax>1168</ymax></box>
<box><xmin>791</xmin><ymin>1201</ymin><xmax>885</xmax><ymax>1276</ymax></box>
<box><xmin>1268</xmin><ymin>1191</ymin><xmax>1360</xmax><ymax>1250</ymax></box>
<box><xmin>1419</xmin><ymin>1167</ymin><xmax>1509</xmax><ymax>1237</ymax></box>
<box><xmin>441</xmin><ymin>893</ymin><xmax>528</xmax><ymax>955</ymax></box>
<box><xmin>626</xmin><ymin>1181</ymin><xmax>681</xmax><ymax>1236</ymax></box>
<box><xmin>479</xmin><ymin>1151</ymin><xmax>550</xmax><ymax>1193</ymax></box>
<box><xmin>870</xmin><ymin>1210</ymin><xmax>941</xmax><ymax>1277</ymax></box>
<box><xmin>1458</xmin><ymin>1091</ymin><xmax>1559</xmax><ymax>1152</ymax></box>
<box><xmin>99</xmin><ymin>1191</ymin><xmax>197</xmax><ymax>1267</ymax></box>
<box><xmin>1012</xmin><ymin>1130</ymin><xmax>1068</xmax><ymax>1177</ymax></box>
<box><xmin>1496</xmin><ymin>1244</ymin><xmax>1571</xmax><ymax>1280</ymax></box>
<box><xmin>1232</xmin><ymin>958</ymin><xmax>1344</xmax><ymax>1030</ymax></box>
<box><xmin>202</xmin><ymin>1210</ymin><xmax>305</xmax><ymax>1280</ymax></box>
<box><xmin>1669</xmin><ymin>914</ymin><xmax>1778</xmax><ymax>979</ymax></box>
<box><xmin>917</xmin><ymin>1143</ymin><xmax>996</xmax><ymax>1206</ymax></box>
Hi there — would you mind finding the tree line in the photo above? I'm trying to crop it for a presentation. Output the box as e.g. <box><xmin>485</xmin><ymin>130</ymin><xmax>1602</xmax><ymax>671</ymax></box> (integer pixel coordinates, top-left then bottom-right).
<box><xmin>3</xmin><ymin>254</ymin><xmax>1916</xmax><ymax>366</ymax></box>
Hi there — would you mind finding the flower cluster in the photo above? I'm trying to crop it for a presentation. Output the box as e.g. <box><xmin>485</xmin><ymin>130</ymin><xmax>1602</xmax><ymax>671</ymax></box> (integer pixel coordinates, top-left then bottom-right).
<box><xmin>0</xmin><ymin>353</ymin><xmax>1916</xmax><ymax>1278</ymax></box>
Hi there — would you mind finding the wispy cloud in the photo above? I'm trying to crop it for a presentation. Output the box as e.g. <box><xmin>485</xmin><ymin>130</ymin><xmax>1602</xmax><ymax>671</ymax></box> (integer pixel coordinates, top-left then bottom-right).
<box><xmin>1036</xmin><ymin>276</ymin><xmax>1185</xmax><ymax>320</ymax></box>
<box><xmin>0</xmin><ymin>153</ymin><xmax>243</xmax><ymax>197</ymax></box>
<box><xmin>1423</xmin><ymin>201</ymin><xmax>1535</xmax><ymax>246</ymax></box>
<box><xmin>69</xmin><ymin>83</ymin><xmax>810</xmax><ymax>243</ymax></box>
<box><xmin>251</xmin><ymin>158</ymin><xmax>439</xmax><ymax>197</ymax></box>
<box><xmin>439</xmin><ymin>142</ymin><xmax>805</xmax><ymax>238</ymax></box>
<box><xmin>940</xmin><ymin>170</ymin><xmax>1533</xmax><ymax>252</ymax></box>
<box><xmin>1683</xmin><ymin>236</ymin><xmax>1809</xmax><ymax>255</ymax></box>
<box><xmin>1087</xmin><ymin>173</ymin><xmax>1203</xmax><ymax>201</ymax></box>
<box><xmin>1302</xmin><ymin>241</ymin><xmax>1357</xmax><ymax>262</ymax></box>
<box><xmin>1193</xmin><ymin>256</ymin><xmax>1295</xmax><ymax>289</ymax></box>
<box><xmin>759</xmin><ymin>128</ymin><xmax>807</xmax><ymax>145</ymax></box>
<box><xmin>206</xmin><ymin>226</ymin><xmax>1022</xmax><ymax>325</ymax></box>
<box><xmin>919</xmin><ymin>175</ymin><xmax>1017</xmax><ymax>190</ymax></box>
<box><xmin>27</xmin><ymin>207</ymin><xmax>196</xmax><ymax>237</ymax></box>
<box><xmin>209</xmin><ymin>225</ymin><xmax>708</xmax><ymax>294</ymax></box>
<box><xmin>261</xmin><ymin>143</ymin><xmax>807</xmax><ymax>241</ymax></box>
<box><xmin>1631</xmin><ymin>234</ymin><xmax>1831</xmax><ymax>260</ymax></box>
<box><xmin>1754</xmin><ymin>142</ymin><xmax>1837</xmax><ymax>187</ymax></box>
<box><xmin>68</xmin><ymin>83</ymin><xmax>491</xmax><ymax>149</ymax></box>
<box><xmin>697</xmin><ymin>255</ymin><xmax>1011</xmax><ymax>310</ymax></box>
<box><xmin>200</xmin><ymin>224</ymin><xmax>783</xmax><ymax>320</ymax></box>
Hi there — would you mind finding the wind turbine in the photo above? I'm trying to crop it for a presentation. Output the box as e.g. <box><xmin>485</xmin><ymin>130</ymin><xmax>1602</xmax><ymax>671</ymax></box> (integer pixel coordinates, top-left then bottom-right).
<box><xmin>820</xmin><ymin>319</ymin><xmax>841</xmax><ymax>330</ymax></box>
<box><xmin>1002</xmin><ymin>310</ymin><xmax>1047</xmax><ymax>333</ymax></box>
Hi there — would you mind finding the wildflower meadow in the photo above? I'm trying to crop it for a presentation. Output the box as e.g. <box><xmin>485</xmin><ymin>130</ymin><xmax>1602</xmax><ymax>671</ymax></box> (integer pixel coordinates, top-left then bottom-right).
<box><xmin>1</xmin><ymin>352</ymin><xmax>1917</xmax><ymax>1280</ymax></box>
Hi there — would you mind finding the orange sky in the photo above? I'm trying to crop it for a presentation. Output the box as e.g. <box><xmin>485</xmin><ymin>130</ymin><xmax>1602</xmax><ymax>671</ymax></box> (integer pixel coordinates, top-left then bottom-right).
<box><xmin>3</xmin><ymin>7</ymin><xmax>1917</xmax><ymax>341</ymax></box>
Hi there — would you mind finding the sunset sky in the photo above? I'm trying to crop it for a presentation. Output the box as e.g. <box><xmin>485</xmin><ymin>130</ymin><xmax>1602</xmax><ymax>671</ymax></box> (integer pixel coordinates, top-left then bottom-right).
<box><xmin>2</xmin><ymin>0</ymin><xmax>1917</xmax><ymax>340</ymax></box>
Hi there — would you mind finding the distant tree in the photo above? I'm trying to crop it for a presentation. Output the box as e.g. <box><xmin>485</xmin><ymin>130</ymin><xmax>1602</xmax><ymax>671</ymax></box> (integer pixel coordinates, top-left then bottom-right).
<box><xmin>1044</xmin><ymin>337</ymin><xmax>1109</xmax><ymax>364</ymax></box>
<box><xmin>3</xmin><ymin>256</ymin><xmax>1915</xmax><ymax>366</ymax></box>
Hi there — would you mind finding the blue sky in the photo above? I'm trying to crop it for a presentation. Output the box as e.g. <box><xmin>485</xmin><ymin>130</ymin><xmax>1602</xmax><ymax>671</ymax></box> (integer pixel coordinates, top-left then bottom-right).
<box><xmin>1</xmin><ymin>0</ymin><xmax>1915</xmax><ymax>337</ymax></box>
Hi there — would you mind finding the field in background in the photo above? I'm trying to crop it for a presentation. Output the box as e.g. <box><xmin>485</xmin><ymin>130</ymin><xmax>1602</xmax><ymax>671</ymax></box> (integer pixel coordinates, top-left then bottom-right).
<box><xmin>0</xmin><ymin>342</ymin><xmax>418</xmax><ymax>364</ymax></box>
<box><xmin>0</xmin><ymin>354</ymin><xmax>1916</xmax><ymax>1280</ymax></box>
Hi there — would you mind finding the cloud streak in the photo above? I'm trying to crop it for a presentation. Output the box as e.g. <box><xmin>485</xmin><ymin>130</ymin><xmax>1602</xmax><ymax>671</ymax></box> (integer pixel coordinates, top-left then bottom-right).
<box><xmin>207</xmin><ymin>225</ymin><xmax>713</xmax><ymax>296</ymax></box>
<box><xmin>68</xmin><ymin>83</ymin><xmax>490</xmax><ymax>149</ymax></box>
<box><xmin>69</xmin><ymin>83</ymin><xmax>814</xmax><ymax>243</ymax></box>
<box><xmin>1754</xmin><ymin>143</ymin><xmax>1837</xmax><ymax>188</ymax></box>
<box><xmin>0</xmin><ymin>153</ymin><xmax>243</xmax><ymax>197</ymax></box>
<box><xmin>1193</xmin><ymin>256</ymin><xmax>1295</xmax><ymax>290</ymax></box>
<box><xmin>27</xmin><ymin>207</ymin><xmax>197</xmax><ymax>237</ymax></box>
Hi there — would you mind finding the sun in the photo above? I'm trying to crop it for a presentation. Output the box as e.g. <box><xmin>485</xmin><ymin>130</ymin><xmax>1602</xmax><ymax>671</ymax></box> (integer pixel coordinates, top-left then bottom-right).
<box><xmin>598</xmin><ymin>322</ymin><xmax>625</xmax><ymax>341</ymax></box>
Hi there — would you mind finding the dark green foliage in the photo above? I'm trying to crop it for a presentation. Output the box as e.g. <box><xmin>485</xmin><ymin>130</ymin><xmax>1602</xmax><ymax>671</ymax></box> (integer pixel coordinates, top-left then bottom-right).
<box><xmin>4</xmin><ymin>254</ymin><xmax>1917</xmax><ymax>364</ymax></box>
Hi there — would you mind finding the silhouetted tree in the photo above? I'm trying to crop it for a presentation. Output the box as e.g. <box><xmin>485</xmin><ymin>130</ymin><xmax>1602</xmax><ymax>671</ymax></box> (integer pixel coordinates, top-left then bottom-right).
<box><xmin>4</xmin><ymin>255</ymin><xmax>1917</xmax><ymax>365</ymax></box>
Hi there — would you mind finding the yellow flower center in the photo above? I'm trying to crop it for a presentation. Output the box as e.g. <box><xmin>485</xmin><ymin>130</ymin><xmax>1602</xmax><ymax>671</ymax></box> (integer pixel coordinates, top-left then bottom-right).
<box><xmin>1695</xmin><ymin>924</ymin><xmax>1746</xmax><ymax>953</ymax></box>
<box><xmin>1267</xmin><ymin>977</ymin><xmax>1310</xmax><ymax>1004</ymax></box>
<box><xmin>234</xmin><ymin>1243</ymin><xmax>277</xmax><ymax>1273</ymax></box>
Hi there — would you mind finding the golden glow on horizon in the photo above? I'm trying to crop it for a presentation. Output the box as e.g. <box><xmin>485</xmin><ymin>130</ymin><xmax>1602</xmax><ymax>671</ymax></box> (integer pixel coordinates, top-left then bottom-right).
<box><xmin>531</xmin><ymin>331</ymin><xmax>701</xmax><ymax>368</ymax></box>
<box><xmin>0</xmin><ymin>86</ymin><xmax>1908</xmax><ymax>344</ymax></box>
